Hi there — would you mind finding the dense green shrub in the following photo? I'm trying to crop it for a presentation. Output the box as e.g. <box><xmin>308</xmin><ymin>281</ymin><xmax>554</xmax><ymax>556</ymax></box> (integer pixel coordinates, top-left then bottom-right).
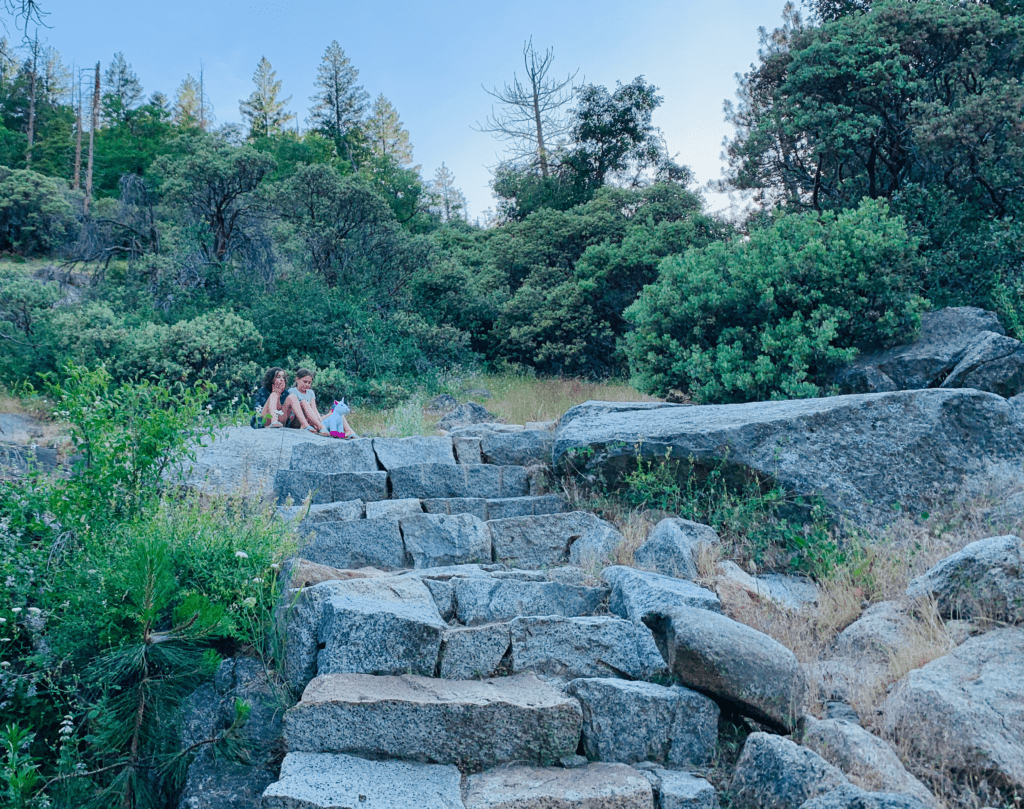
<box><xmin>0</xmin><ymin>268</ymin><xmax>63</xmax><ymax>381</ymax></box>
<box><xmin>625</xmin><ymin>199</ymin><xmax>927</xmax><ymax>403</ymax></box>
<box><xmin>48</xmin><ymin>307</ymin><xmax>261</xmax><ymax>406</ymax></box>
<box><xmin>0</xmin><ymin>167</ymin><xmax>79</xmax><ymax>256</ymax></box>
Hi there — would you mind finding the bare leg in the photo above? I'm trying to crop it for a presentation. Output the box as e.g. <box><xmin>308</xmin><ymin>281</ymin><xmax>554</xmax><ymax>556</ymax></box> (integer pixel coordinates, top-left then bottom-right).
<box><xmin>299</xmin><ymin>400</ymin><xmax>327</xmax><ymax>432</ymax></box>
<box><xmin>262</xmin><ymin>391</ymin><xmax>284</xmax><ymax>426</ymax></box>
<box><xmin>342</xmin><ymin>415</ymin><xmax>359</xmax><ymax>438</ymax></box>
<box><xmin>284</xmin><ymin>394</ymin><xmax>310</xmax><ymax>429</ymax></box>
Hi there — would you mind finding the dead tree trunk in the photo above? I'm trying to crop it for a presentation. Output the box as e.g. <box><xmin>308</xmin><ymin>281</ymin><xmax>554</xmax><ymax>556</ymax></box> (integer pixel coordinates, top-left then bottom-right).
<box><xmin>73</xmin><ymin>72</ymin><xmax>82</xmax><ymax>190</ymax></box>
<box><xmin>25</xmin><ymin>34</ymin><xmax>38</xmax><ymax>168</ymax></box>
<box><xmin>85</xmin><ymin>61</ymin><xmax>99</xmax><ymax>216</ymax></box>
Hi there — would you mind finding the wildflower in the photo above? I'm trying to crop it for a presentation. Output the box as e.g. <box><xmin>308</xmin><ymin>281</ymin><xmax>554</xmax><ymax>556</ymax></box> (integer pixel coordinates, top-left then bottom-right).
<box><xmin>252</xmin><ymin>577</ymin><xmax>263</xmax><ymax>584</ymax></box>
<box><xmin>0</xmin><ymin>618</ymin><xmax>5</xmax><ymax>624</ymax></box>
<box><xmin>4</xmin><ymin>576</ymin><xmax>14</xmax><ymax>587</ymax></box>
<box><xmin>235</xmin><ymin>551</ymin><xmax>249</xmax><ymax>559</ymax></box>
<box><xmin>1</xmin><ymin>638</ymin><xmax>10</xmax><ymax>642</ymax></box>
<box><xmin>269</xmin><ymin>563</ymin><xmax>280</xmax><ymax>571</ymax></box>
<box><xmin>10</xmin><ymin>607</ymin><xmax>21</xmax><ymax>614</ymax></box>
<box><xmin>87</xmin><ymin>569</ymin><xmax>98</xmax><ymax>575</ymax></box>
<box><xmin>26</xmin><ymin>607</ymin><xmax>41</xmax><ymax>616</ymax></box>
<box><xmin>0</xmin><ymin>661</ymin><xmax>9</xmax><ymax>667</ymax></box>
<box><xmin>242</xmin><ymin>596</ymin><xmax>257</xmax><ymax>608</ymax></box>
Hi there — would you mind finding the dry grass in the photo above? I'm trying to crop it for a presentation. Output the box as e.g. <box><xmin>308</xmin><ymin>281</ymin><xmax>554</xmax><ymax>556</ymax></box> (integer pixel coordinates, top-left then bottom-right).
<box><xmin>883</xmin><ymin>597</ymin><xmax>960</xmax><ymax>684</ymax></box>
<box><xmin>720</xmin><ymin>569</ymin><xmax>865</xmax><ymax>668</ymax></box>
<box><xmin>355</xmin><ymin>372</ymin><xmax>659</xmax><ymax>437</ymax></box>
<box><xmin>847</xmin><ymin>489</ymin><xmax>1024</xmax><ymax>603</ymax></box>
<box><xmin>609</xmin><ymin>509</ymin><xmax>656</xmax><ymax>568</ymax></box>
<box><xmin>446</xmin><ymin>372</ymin><xmax>660</xmax><ymax>426</ymax></box>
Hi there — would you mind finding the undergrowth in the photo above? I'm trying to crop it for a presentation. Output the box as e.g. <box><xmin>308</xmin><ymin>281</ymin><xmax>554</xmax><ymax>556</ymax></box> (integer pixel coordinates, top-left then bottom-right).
<box><xmin>1</xmin><ymin>365</ymin><xmax>295</xmax><ymax>809</ymax></box>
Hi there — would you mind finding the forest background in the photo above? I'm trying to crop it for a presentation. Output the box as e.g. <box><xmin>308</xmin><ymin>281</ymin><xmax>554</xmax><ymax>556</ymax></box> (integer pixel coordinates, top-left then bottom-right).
<box><xmin>6</xmin><ymin>0</ymin><xmax>1024</xmax><ymax>408</ymax></box>
<box><xmin>4</xmin><ymin>0</ymin><xmax>1024</xmax><ymax>806</ymax></box>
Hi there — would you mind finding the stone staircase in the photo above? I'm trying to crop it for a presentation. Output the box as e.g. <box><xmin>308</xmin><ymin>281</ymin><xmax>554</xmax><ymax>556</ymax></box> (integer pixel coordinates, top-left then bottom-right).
<box><xmin>259</xmin><ymin>423</ymin><xmax>723</xmax><ymax>808</ymax></box>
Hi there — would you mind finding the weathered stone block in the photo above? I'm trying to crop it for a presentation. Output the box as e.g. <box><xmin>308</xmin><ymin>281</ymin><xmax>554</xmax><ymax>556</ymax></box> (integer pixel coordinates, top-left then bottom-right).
<box><xmin>463</xmin><ymin>763</ymin><xmax>654</xmax><ymax>809</ymax></box>
<box><xmin>634</xmin><ymin>518</ymin><xmax>719</xmax><ymax>580</ymax></box>
<box><xmin>603</xmin><ymin>566</ymin><xmax>721</xmax><ymax>622</ymax></box>
<box><xmin>453</xmin><ymin>436</ymin><xmax>483</xmax><ymax>464</ymax></box>
<box><xmin>454</xmin><ymin>577</ymin><xmax>607</xmax><ymax>625</ymax></box>
<box><xmin>509</xmin><ymin>615</ymin><xmax>667</xmax><ymax>680</ymax></box>
<box><xmin>365</xmin><ymin>498</ymin><xmax>423</xmax><ymax>520</ymax></box>
<box><xmin>653</xmin><ymin>605</ymin><xmax>807</xmax><ymax>733</ymax></box>
<box><xmin>317</xmin><ymin>577</ymin><xmax>445</xmax><ymax>678</ymax></box>
<box><xmin>284</xmin><ymin>672</ymin><xmax>583</xmax><ymax>768</ymax></box>
<box><xmin>568</xmin><ymin>677</ymin><xmax>719</xmax><ymax>766</ymax></box>
<box><xmin>480</xmin><ymin>429</ymin><xmax>554</xmax><ymax>466</ymax></box>
<box><xmin>489</xmin><ymin>511</ymin><xmax>621</xmax><ymax>569</ymax></box>
<box><xmin>390</xmin><ymin>464</ymin><xmax>529</xmax><ymax>499</ymax></box>
<box><xmin>422</xmin><ymin>497</ymin><xmax>489</xmax><ymax>519</ymax></box>
<box><xmin>299</xmin><ymin>518</ymin><xmax>406</xmax><ymax>571</ymax></box>
<box><xmin>261</xmin><ymin>752</ymin><xmax>464</xmax><ymax>809</ymax></box>
<box><xmin>372</xmin><ymin>436</ymin><xmax>455</xmax><ymax>469</ymax></box>
<box><xmin>439</xmin><ymin>623</ymin><xmax>512</xmax><ymax>679</ymax></box>
<box><xmin>399</xmin><ymin>513</ymin><xmax>493</xmax><ymax>568</ymax></box>
<box><xmin>288</xmin><ymin>439</ymin><xmax>378</xmax><ymax>473</ymax></box>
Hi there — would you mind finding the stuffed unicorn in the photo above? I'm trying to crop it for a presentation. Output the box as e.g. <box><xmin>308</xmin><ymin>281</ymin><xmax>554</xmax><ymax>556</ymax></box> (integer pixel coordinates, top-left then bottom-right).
<box><xmin>322</xmin><ymin>399</ymin><xmax>351</xmax><ymax>438</ymax></box>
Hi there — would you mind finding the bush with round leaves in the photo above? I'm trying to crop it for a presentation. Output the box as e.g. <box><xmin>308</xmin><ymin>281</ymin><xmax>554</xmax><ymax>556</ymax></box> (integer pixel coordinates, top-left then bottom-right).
<box><xmin>624</xmin><ymin>199</ymin><xmax>927</xmax><ymax>403</ymax></box>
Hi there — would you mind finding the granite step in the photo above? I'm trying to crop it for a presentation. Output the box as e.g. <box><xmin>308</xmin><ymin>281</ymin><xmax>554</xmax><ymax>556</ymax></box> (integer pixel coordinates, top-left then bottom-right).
<box><xmin>262</xmin><ymin>752</ymin><xmax>464</xmax><ymax>809</ymax></box>
<box><xmin>283</xmin><ymin>672</ymin><xmax>582</xmax><ymax>769</ymax></box>
<box><xmin>423</xmin><ymin>493</ymin><xmax>565</xmax><ymax>520</ymax></box>
<box><xmin>389</xmin><ymin>463</ymin><xmax>529</xmax><ymax>499</ymax></box>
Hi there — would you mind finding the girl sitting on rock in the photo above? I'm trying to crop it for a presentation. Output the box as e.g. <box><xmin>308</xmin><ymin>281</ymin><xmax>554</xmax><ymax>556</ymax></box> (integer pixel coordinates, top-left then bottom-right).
<box><xmin>252</xmin><ymin>367</ymin><xmax>297</xmax><ymax>428</ymax></box>
<box><xmin>287</xmin><ymin>368</ymin><xmax>361</xmax><ymax>437</ymax></box>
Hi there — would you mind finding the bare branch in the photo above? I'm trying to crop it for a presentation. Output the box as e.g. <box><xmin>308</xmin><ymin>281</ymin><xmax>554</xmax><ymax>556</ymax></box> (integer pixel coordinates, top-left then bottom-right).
<box><xmin>475</xmin><ymin>38</ymin><xmax>578</xmax><ymax>177</ymax></box>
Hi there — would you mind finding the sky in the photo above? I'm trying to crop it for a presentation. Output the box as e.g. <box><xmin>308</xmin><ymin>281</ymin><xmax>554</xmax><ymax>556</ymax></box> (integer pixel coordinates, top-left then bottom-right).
<box><xmin>21</xmin><ymin>0</ymin><xmax>791</xmax><ymax>220</ymax></box>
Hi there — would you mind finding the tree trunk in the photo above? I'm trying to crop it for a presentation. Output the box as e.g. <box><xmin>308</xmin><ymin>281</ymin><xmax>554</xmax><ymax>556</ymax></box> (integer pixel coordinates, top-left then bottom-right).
<box><xmin>532</xmin><ymin>75</ymin><xmax>548</xmax><ymax>178</ymax></box>
<box><xmin>85</xmin><ymin>61</ymin><xmax>99</xmax><ymax>216</ymax></box>
<box><xmin>73</xmin><ymin>79</ymin><xmax>82</xmax><ymax>190</ymax></box>
<box><xmin>25</xmin><ymin>35</ymin><xmax>37</xmax><ymax>168</ymax></box>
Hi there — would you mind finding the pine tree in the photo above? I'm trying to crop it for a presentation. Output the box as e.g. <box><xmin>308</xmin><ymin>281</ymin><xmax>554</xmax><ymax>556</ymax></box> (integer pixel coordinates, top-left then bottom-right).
<box><xmin>364</xmin><ymin>93</ymin><xmax>414</xmax><ymax>166</ymax></box>
<box><xmin>0</xmin><ymin>37</ymin><xmax>19</xmax><ymax>95</ymax></box>
<box><xmin>103</xmin><ymin>51</ymin><xmax>143</xmax><ymax>123</ymax></box>
<box><xmin>239</xmin><ymin>56</ymin><xmax>293</xmax><ymax>139</ymax></box>
<box><xmin>308</xmin><ymin>40</ymin><xmax>368</xmax><ymax>167</ymax></box>
<box><xmin>427</xmin><ymin>162</ymin><xmax>467</xmax><ymax>223</ymax></box>
<box><xmin>173</xmin><ymin>73</ymin><xmax>214</xmax><ymax>130</ymax></box>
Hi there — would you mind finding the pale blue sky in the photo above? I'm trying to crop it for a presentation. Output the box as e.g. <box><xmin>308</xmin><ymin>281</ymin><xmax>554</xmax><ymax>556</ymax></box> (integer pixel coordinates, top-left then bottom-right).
<box><xmin>29</xmin><ymin>0</ymin><xmax>790</xmax><ymax>219</ymax></box>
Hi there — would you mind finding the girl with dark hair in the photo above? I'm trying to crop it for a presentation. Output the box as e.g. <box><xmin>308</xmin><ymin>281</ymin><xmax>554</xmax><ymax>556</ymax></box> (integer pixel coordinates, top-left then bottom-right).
<box><xmin>251</xmin><ymin>367</ymin><xmax>298</xmax><ymax>428</ymax></box>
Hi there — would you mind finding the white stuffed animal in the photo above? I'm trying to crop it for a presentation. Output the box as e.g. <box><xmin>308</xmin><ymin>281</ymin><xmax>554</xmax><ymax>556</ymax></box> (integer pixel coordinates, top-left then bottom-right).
<box><xmin>322</xmin><ymin>399</ymin><xmax>351</xmax><ymax>437</ymax></box>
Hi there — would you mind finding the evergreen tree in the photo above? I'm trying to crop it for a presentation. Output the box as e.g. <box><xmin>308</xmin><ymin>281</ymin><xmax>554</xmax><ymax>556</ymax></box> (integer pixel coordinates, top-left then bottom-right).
<box><xmin>308</xmin><ymin>40</ymin><xmax>368</xmax><ymax>167</ymax></box>
<box><xmin>103</xmin><ymin>51</ymin><xmax>142</xmax><ymax>123</ymax></box>
<box><xmin>38</xmin><ymin>44</ymin><xmax>70</xmax><ymax>106</ymax></box>
<box><xmin>427</xmin><ymin>162</ymin><xmax>467</xmax><ymax>223</ymax></box>
<box><xmin>173</xmin><ymin>73</ymin><xmax>213</xmax><ymax>130</ymax></box>
<box><xmin>239</xmin><ymin>56</ymin><xmax>293</xmax><ymax>139</ymax></box>
<box><xmin>364</xmin><ymin>93</ymin><xmax>414</xmax><ymax>166</ymax></box>
<box><xmin>0</xmin><ymin>36</ymin><xmax>19</xmax><ymax>94</ymax></box>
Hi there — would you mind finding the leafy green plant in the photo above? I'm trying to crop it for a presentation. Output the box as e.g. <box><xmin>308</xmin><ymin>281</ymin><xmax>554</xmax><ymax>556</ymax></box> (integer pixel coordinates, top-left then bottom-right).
<box><xmin>44</xmin><ymin>363</ymin><xmax>215</xmax><ymax>535</ymax></box>
<box><xmin>625</xmin><ymin>199</ymin><xmax>927</xmax><ymax>403</ymax></box>
<box><xmin>621</xmin><ymin>449</ymin><xmax>845</xmax><ymax>577</ymax></box>
<box><xmin>0</xmin><ymin>167</ymin><xmax>79</xmax><ymax>256</ymax></box>
<box><xmin>1</xmin><ymin>724</ymin><xmax>44</xmax><ymax>809</ymax></box>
